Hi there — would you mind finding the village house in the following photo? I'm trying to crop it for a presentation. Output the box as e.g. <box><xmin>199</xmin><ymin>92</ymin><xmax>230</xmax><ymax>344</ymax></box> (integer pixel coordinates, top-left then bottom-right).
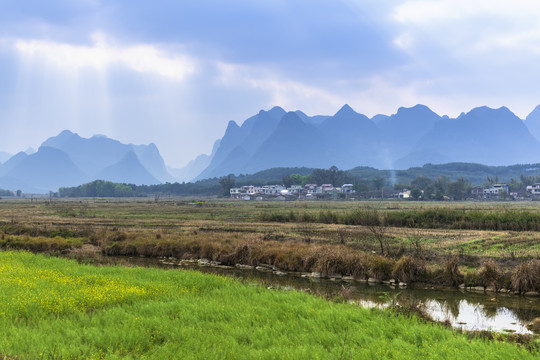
<box><xmin>321</xmin><ymin>184</ymin><xmax>337</xmax><ymax>196</ymax></box>
<box><xmin>483</xmin><ymin>184</ymin><xmax>509</xmax><ymax>198</ymax></box>
<box><xmin>471</xmin><ymin>186</ymin><xmax>484</xmax><ymax>198</ymax></box>
<box><xmin>304</xmin><ymin>184</ymin><xmax>318</xmax><ymax>195</ymax></box>
<box><xmin>527</xmin><ymin>183</ymin><xmax>540</xmax><ymax>198</ymax></box>
<box><xmin>287</xmin><ymin>185</ymin><xmax>303</xmax><ymax>195</ymax></box>
<box><xmin>341</xmin><ymin>184</ymin><xmax>355</xmax><ymax>195</ymax></box>
<box><xmin>231</xmin><ymin>182</ymin><xmax>355</xmax><ymax>200</ymax></box>
<box><xmin>398</xmin><ymin>190</ymin><xmax>411</xmax><ymax>199</ymax></box>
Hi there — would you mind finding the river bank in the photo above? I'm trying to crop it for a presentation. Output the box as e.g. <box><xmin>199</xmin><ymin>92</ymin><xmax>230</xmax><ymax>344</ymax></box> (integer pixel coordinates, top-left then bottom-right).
<box><xmin>0</xmin><ymin>250</ymin><xmax>538</xmax><ymax>359</ymax></box>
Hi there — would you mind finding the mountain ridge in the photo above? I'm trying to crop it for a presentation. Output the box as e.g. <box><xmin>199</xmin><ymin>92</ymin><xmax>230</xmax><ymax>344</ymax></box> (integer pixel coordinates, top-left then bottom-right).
<box><xmin>190</xmin><ymin>103</ymin><xmax>540</xmax><ymax>180</ymax></box>
<box><xmin>2</xmin><ymin>103</ymin><xmax>540</xmax><ymax>191</ymax></box>
<box><xmin>0</xmin><ymin>133</ymin><xmax>168</xmax><ymax>192</ymax></box>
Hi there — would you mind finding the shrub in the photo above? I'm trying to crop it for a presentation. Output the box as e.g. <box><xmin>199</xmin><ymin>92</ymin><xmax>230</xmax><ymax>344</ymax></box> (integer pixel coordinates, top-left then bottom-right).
<box><xmin>369</xmin><ymin>255</ymin><xmax>394</xmax><ymax>281</ymax></box>
<box><xmin>391</xmin><ymin>256</ymin><xmax>426</xmax><ymax>283</ymax></box>
<box><xmin>464</xmin><ymin>269</ymin><xmax>478</xmax><ymax>287</ymax></box>
<box><xmin>314</xmin><ymin>248</ymin><xmax>347</xmax><ymax>276</ymax></box>
<box><xmin>442</xmin><ymin>256</ymin><xmax>463</xmax><ymax>287</ymax></box>
<box><xmin>511</xmin><ymin>260</ymin><xmax>540</xmax><ymax>294</ymax></box>
<box><xmin>226</xmin><ymin>243</ymin><xmax>253</xmax><ymax>265</ymax></box>
<box><xmin>108</xmin><ymin>231</ymin><xmax>128</xmax><ymax>242</ymax></box>
<box><xmin>477</xmin><ymin>260</ymin><xmax>502</xmax><ymax>290</ymax></box>
<box><xmin>348</xmin><ymin>253</ymin><xmax>370</xmax><ymax>280</ymax></box>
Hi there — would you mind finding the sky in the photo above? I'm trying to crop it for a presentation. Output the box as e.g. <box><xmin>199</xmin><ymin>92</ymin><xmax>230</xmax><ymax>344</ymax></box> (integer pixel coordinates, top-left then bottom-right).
<box><xmin>1</xmin><ymin>0</ymin><xmax>540</xmax><ymax>167</ymax></box>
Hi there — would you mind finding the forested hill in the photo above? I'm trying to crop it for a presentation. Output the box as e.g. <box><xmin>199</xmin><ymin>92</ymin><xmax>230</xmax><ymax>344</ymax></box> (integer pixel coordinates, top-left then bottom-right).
<box><xmin>58</xmin><ymin>167</ymin><xmax>316</xmax><ymax>197</ymax></box>
<box><xmin>57</xmin><ymin>162</ymin><xmax>540</xmax><ymax>198</ymax></box>
<box><xmin>348</xmin><ymin>162</ymin><xmax>540</xmax><ymax>185</ymax></box>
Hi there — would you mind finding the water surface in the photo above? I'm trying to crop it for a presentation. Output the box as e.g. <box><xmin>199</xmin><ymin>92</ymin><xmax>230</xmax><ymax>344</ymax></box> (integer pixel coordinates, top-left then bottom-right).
<box><xmin>124</xmin><ymin>256</ymin><xmax>540</xmax><ymax>334</ymax></box>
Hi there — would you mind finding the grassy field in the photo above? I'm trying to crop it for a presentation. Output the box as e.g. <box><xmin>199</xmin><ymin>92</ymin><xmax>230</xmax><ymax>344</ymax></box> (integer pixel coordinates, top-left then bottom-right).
<box><xmin>0</xmin><ymin>251</ymin><xmax>538</xmax><ymax>359</ymax></box>
<box><xmin>0</xmin><ymin>199</ymin><xmax>539</xmax><ymax>290</ymax></box>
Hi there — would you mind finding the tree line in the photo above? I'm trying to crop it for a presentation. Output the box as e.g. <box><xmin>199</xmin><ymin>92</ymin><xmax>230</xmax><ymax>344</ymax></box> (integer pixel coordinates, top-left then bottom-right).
<box><xmin>55</xmin><ymin>166</ymin><xmax>540</xmax><ymax>199</ymax></box>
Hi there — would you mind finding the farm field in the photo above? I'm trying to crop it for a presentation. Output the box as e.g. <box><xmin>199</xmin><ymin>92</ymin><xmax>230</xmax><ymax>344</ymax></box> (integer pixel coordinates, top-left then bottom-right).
<box><xmin>0</xmin><ymin>199</ymin><xmax>539</xmax><ymax>291</ymax></box>
<box><xmin>0</xmin><ymin>250</ymin><xmax>538</xmax><ymax>359</ymax></box>
<box><xmin>1</xmin><ymin>199</ymin><xmax>539</xmax><ymax>264</ymax></box>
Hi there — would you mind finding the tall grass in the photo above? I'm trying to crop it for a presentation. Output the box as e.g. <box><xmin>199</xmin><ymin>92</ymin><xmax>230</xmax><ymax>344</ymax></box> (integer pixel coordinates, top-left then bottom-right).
<box><xmin>0</xmin><ymin>251</ymin><xmax>537</xmax><ymax>359</ymax></box>
<box><xmin>261</xmin><ymin>208</ymin><xmax>540</xmax><ymax>231</ymax></box>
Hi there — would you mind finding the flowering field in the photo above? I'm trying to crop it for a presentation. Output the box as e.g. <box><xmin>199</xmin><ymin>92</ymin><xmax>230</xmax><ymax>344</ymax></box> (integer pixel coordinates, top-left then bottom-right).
<box><xmin>0</xmin><ymin>251</ymin><xmax>537</xmax><ymax>359</ymax></box>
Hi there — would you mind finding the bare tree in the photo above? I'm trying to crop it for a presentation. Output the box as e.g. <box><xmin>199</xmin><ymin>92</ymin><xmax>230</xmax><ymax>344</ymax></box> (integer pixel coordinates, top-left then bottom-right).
<box><xmin>365</xmin><ymin>207</ymin><xmax>389</xmax><ymax>255</ymax></box>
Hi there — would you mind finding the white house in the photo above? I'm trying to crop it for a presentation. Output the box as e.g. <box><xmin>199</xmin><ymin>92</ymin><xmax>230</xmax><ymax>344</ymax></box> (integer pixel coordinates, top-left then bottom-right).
<box><xmin>341</xmin><ymin>184</ymin><xmax>355</xmax><ymax>195</ymax></box>
<box><xmin>527</xmin><ymin>183</ymin><xmax>540</xmax><ymax>197</ymax></box>
<box><xmin>399</xmin><ymin>190</ymin><xmax>411</xmax><ymax>199</ymax></box>
<box><xmin>483</xmin><ymin>184</ymin><xmax>508</xmax><ymax>197</ymax></box>
<box><xmin>304</xmin><ymin>184</ymin><xmax>318</xmax><ymax>194</ymax></box>
<box><xmin>287</xmin><ymin>185</ymin><xmax>303</xmax><ymax>195</ymax></box>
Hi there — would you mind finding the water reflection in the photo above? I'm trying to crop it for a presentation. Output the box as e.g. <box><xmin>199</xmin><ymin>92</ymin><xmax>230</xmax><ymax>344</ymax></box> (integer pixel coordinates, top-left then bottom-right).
<box><xmin>426</xmin><ymin>300</ymin><xmax>531</xmax><ymax>333</ymax></box>
<box><xmin>125</xmin><ymin>257</ymin><xmax>540</xmax><ymax>334</ymax></box>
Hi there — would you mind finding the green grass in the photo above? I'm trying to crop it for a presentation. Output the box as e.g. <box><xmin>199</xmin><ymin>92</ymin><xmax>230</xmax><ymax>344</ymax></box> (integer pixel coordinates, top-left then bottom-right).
<box><xmin>0</xmin><ymin>251</ymin><xmax>537</xmax><ymax>359</ymax></box>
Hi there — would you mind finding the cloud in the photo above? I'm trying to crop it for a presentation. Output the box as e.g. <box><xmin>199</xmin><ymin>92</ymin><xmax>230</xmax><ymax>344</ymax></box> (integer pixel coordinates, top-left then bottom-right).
<box><xmin>12</xmin><ymin>32</ymin><xmax>195</xmax><ymax>81</ymax></box>
<box><xmin>393</xmin><ymin>0</ymin><xmax>540</xmax><ymax>54</ymax></box>
<box><xmin>215</xmin><ymin>62</ymin><xmax>344</xmax><ymax>115</ymax></box>
<box><xmin>2</xmin><ymin>1</ymin><xmax>540</xmax><ymax>166</ymax></box>
<box><xmin>385</xmin><ymin>0</ymin><xmax>540</xmax><ymax>117</ymax></box>
<box><xmin>394</xmin><ymin>0</ymin><xmax>540</xmax><ymax>23</ymax></box>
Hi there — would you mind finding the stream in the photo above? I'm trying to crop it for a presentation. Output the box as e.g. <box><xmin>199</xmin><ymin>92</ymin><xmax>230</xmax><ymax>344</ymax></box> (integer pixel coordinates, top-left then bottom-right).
<box><xmin>121</xmin><ymin>256</ymin><xmax>540</xmax><ymax>334</ymax></box>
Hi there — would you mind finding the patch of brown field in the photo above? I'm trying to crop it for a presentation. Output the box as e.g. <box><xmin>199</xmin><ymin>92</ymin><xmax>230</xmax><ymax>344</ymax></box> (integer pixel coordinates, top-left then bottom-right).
<box><xmin>1</xmin><ymin>199</ymin><xmax>539</xmax><ymax>283</ymax></box>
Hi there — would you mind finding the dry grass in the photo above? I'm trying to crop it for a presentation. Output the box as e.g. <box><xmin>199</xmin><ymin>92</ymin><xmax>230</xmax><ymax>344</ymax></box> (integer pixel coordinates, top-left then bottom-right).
<box><xmin>0</xmin><ymin>198</ymin><xmax>539</xmax><ymax>291</ymax></box>
<box><xmin>511</xmin><ymin>260</ymin><xmax>540</xmax><ymax>294</ymax></box>
<box><xmin>392</xmin><ymin>256</ymin><xmax>426</xmax><ymax>283</ymax></box>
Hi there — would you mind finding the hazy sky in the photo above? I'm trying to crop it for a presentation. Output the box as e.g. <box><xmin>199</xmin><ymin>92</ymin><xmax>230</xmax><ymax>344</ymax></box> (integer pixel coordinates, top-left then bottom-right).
<box><xmin>1</xmin><ymin>0</ymin><xmax>540</xmax><ymax>167</ymax></box>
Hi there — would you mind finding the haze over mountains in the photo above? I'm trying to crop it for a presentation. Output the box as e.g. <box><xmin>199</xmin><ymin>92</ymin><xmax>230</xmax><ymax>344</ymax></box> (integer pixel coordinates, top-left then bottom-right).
<box><xmin>1</xmin><ymin>103</ymin><xmax>540</xmax><ymax>193</ymax></box>
<box><xmin>190</xmin><ymin>104</ymin><xmax>540</xmax><ymax>180</ymax></box>
<box><xmin>0</xmin><ymin>131</ymin><xmax>172</xmax><ymax>193</ymax></box>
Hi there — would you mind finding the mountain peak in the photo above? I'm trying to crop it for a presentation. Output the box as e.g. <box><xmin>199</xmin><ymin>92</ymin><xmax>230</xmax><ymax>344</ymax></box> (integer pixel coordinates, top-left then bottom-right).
<box><xmin>273</xmin><ymin>112</ymin><xmax>308</xmax><ymax>132</ymax></box>
<box><xmin>466</xmin><ymin>105</ymin><xmax>515</xmax><ymax>118</ymax></box>
<box><xmin>58</xmin><ymin>129</ymin><xmax>75</xmax><ymax>137</ymax></box>
<box><xmin>41</xmin><ymin>129</ymin><xmax>80</xmax><ymax>149</ymax></box>
<box><xmin>526</xmin><ymin>104</ymin><xmax>540</xmax><ymax>121</ymax></box>
<box><xmin>525</xmin><ymin>104</ymin><xmax>540</xmax><ymax>141</ymax></box>
<box><xmin>269</xmin><ymin>106</ymin><xmax>285</xmax><ymax>113</ymax></box>
<box><xmin>225</xmin><ymin>120</ymin><xmax>240</xmax><ymax>132</ymax></box>
<box><xmin>255</xmin><ymin>106</ymin><xmax>286</xmax><ymax>122</ymax></box>
<box><xmin>396</xmin><ymin>104</ymin><xmax>434</xmax><ymax>116</ymax></box>
<box><xmin>97</xmin><ymin>150</ymin><xmax>160</xmax><ymax>185</ymax></box>
<box><xmin>335</xmin><ymin>104</ymin><xmax>356</xmax><ymax>116</ymax></box>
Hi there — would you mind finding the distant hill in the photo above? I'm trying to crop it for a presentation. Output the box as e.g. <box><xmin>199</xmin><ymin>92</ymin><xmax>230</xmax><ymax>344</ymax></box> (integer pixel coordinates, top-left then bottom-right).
<box><xmin>42</xmin><ymin>130</ymin><xmax>173</xmax><ymax>182</ymax></box>
<box><xmin>0</xmin><ymin>132</ymin><xmax>169</xmax><ymax>192</ymax></box>
<box><xmin>243</xmin><ymin>112</ymin><xmax>329</xmax><ymax>173</ymax></box>
<box><xmin>318</xmin><ymin>104</ymin><xmax>381</xmax><ymax>168</ymax></box>
<box><xmin>59</xmin><ymin>166</ymin><xmax>318</xmax><ymax>197</ymax></box>
<box><xmin>408</xmin><ymin>106</ymin><xmax>540</xmax><ymax>166</ymax></box>
<box><xmin>0</xmin><ymin>147</ymin><xmax>88</xmax><ymax>192</ymax></box>
<box><xmin>169</xmin><ymin>139</ymin><xmax>221</xmax><ymax>182</ymax></box>
<box><xmin>526</xmin><ymin>104</ymin><xmax>540</xmax><ymax>142</ymax></box>
<box><xmin>377</xmin><ymin>104</ymin><xmax>442</xmax><ymax>160</ymax></box>
<box><xmin>96</xmin><ymin>151</ymin><xmax>160</xmax><ymax>185</ymax></box>
<box><xmin>0</xmin><ymin>152</ymin><xmax>28</xmax><ymax>176</ymax></box>
<box><xmin>58</xmin><ymin>162</ymin><xmax>540</xmax><ymax>198</ymax></box>
<box><xmin>348</xmin><ymin>162</ymin><xmax>540</xmax><ymax>185</ymax></box>
<box><xmin>3</xmin><ymin>103</ymin><xmax>540</xmax><ymax>191</ymax></box>
<box><xmin>0</xmin><ymin>152</ymin><xmax>11</xmax><ymax>164</ymax></box>
<box><xmin>195</xmin><ymin>107</ymin><xmax>286</xmax><ymax>180</ymax></box>
<box><xmin>191</xmin><ymin>104</ymin><xmax>540</xmax><ymax>180</ymax></box>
